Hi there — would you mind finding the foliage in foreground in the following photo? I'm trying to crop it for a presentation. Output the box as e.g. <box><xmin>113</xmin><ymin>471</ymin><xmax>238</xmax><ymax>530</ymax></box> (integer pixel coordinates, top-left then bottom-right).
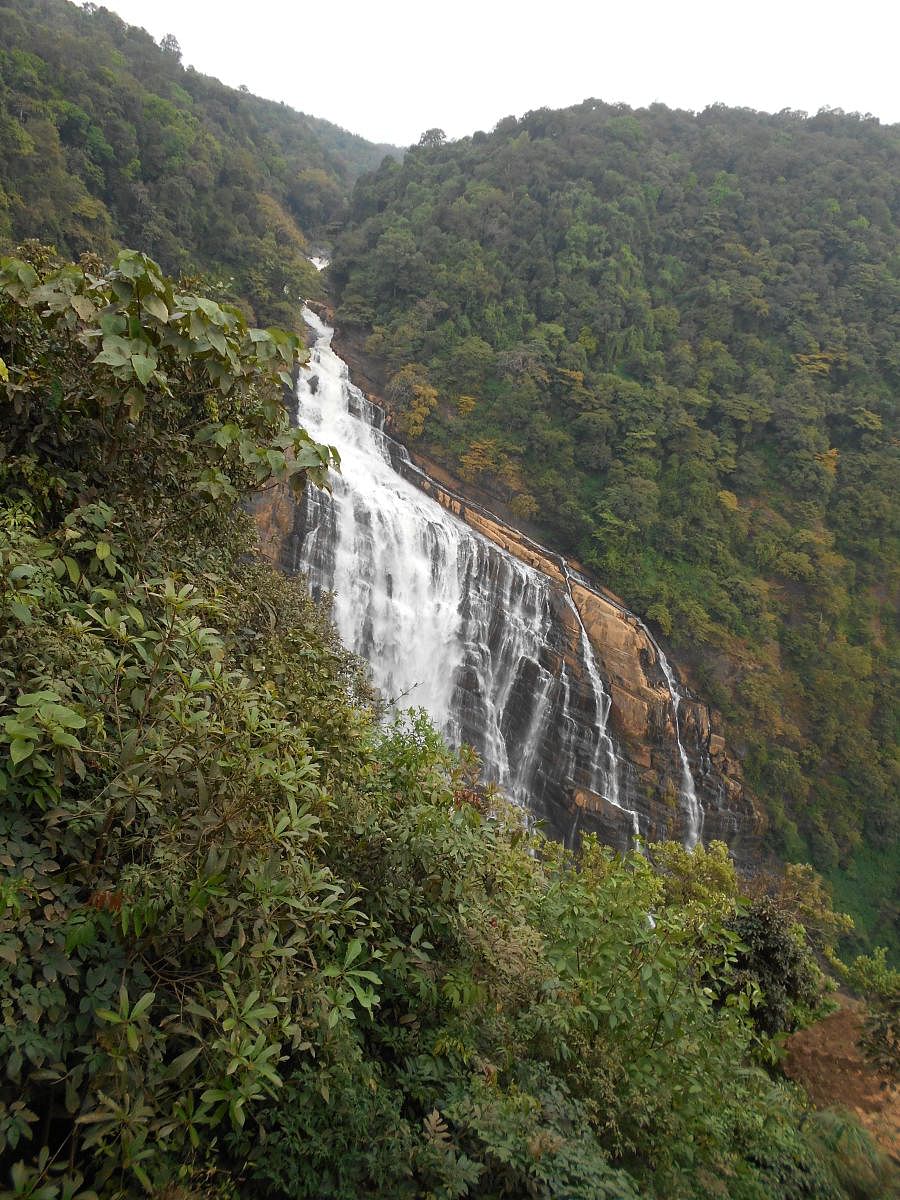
<box><xmin>1</xmin><ymin>250</ymin><xmax>895</xmax><ymax>1200</ymax></box>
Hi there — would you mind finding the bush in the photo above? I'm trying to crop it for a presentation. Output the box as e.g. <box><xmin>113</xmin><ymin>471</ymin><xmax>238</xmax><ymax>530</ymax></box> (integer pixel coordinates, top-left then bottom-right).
<box><xmin>1</xmin><ymin>249</ymin><xmax>893</xmax><ymax>1199</ymax></box>
<box><xmin>729</xmin><ymin>896</ymin><xmax>825</xmax><ymax>1036</ymax></box>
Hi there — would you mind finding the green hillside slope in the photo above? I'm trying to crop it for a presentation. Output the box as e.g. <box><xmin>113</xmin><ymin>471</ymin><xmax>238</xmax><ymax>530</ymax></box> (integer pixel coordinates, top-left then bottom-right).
<box><xmin>331</xmin><ymin>104</ymin><xmax>899</xmax><ymax>953</ymax></box>
<box><xmin>0</xmin><ymin>0</ymin><xmax>399</xmax><ymax>324</ymax></box>
<box><xmin>1</xmin><ymin>241</ymin><xmax>895</xmax><ymax>1200</ymax></box>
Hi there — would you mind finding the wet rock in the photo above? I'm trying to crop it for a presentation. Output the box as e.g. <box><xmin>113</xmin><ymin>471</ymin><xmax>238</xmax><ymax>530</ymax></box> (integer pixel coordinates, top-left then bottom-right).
<box><xmin>253</xmin><ymin>312</ymin><xmax>762</xmax><ymax>868</ymax></box>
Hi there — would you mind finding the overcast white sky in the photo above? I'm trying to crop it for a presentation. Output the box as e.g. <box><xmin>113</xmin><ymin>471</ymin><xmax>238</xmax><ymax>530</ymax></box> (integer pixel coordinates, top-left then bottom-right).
<box><xmin>101</xmin><ymin>0</ymin><xmax>899</xmax><ymax>146</ymax></box>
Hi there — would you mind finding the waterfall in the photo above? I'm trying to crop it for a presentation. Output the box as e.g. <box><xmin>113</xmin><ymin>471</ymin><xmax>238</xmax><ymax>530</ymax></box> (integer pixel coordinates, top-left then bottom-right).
<box><xmin>300</xmin><ymin>258</ymin><xmax>710</xmax><ymax>852</ymax></box>
<box><xmin>287</xmin><ymin>305</ymin><xmax>709</xmax><ymax>848</ymax></box>
<box><xmin>559</xmin><ymin>572</ymin><xmax>642</xmax><ymax>840</ymax></box>
<box><xmin>655</xmin><ymin>647</ymin><xmax>703</xmax><ymax>849</ymax></box>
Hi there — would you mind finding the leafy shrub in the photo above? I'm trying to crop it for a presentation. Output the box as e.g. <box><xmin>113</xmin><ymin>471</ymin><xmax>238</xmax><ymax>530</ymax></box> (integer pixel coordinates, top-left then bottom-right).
<box><xmin>844</xmin><ymin>949</ymin><xmax>900</xmax><ymax>1084</ymax></box>
<box><xmin>728</xmin><ymin>896</ymin><xmax>825</xmax><ymax>1036</ymax></box>
<box><xmin>1</xmin><ymin>248</ymin><xmax>893</xmax><ymax>1199</ymax></box>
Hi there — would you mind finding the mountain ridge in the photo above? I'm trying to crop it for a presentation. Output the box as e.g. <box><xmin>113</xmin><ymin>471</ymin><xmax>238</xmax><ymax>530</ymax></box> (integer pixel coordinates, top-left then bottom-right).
<box><xmin>329</xmin><ymin>100</ymin><xmax>899</xmax><ymax>954</ymax></box>
<box><xmin>0</xmin><ymin>0</ymin><xmax>401</xmax><ymax>325</ymax></box>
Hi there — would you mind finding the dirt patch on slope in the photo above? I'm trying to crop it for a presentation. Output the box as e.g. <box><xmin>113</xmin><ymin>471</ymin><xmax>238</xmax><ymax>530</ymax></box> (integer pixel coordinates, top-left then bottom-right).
<box><xmin>784</xmin><ymin>995</ymin><xmax>899</xmax><ymax>1160</ymax></box>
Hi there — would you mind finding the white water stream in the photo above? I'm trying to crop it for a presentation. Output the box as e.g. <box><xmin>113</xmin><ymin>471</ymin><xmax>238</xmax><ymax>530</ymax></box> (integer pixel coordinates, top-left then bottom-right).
<box><xmin>656</xmin><ymin>647</ymin><xmax>703</xmax><ymax>848</ymax></box>
<box><xmin>289</xmin><ymin>305</ymin><xmax>703</xmax><ymax>846</ymax></box>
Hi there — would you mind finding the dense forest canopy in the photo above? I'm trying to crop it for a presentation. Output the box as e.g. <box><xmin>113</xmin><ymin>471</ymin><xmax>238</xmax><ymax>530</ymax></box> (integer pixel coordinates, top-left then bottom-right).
<box><xmin>0</xmin><ymin>0</ymin><xmax>400</xmax><ymax>325</ymax></box>
<box><xmin>0</xmin><ymin>243</ymin><xmax>896</xmax><ymax>1200</ymax></box>
<box><xmin>330</xmin><ymin>101</ymin><xmax>900</xmax><ymax>955</ymax></box>
<box><xmin>2</xmin><ymin>5</ymin><xmax>894</xmax><ymax>954</ymax></box>
<box><xmin>0</xmin><ymin>0</ymin><xmax>897</xmax><ymax>1187</ymax></box>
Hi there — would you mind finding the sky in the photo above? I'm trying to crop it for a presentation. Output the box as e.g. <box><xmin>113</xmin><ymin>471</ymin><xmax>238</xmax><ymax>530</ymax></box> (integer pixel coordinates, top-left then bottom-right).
<box><xmin>101</xmin><ymin>0</ymin><xmax>899</xmax><ymax>146</ymax></box>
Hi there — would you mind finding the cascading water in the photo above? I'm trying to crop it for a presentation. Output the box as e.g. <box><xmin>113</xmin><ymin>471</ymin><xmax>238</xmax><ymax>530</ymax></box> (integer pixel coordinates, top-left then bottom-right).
<box><xmin>291</xmin><ymin>262</ymin><xmax>761</xmax><ymax>860</ymax></box>
<box><xmin>559</xmin><ymin>573</ymin><xmax>641</xmax><ymax>840</ymax></box>
<box><xmin>655</xmin><ymin>647</ymin><xmax>703</xmax><ymax>849</ymax></box>
<box><xmin>290</xmin><ymin>306</ymin><xmax>643</xmax><ymax>837</ymax></box>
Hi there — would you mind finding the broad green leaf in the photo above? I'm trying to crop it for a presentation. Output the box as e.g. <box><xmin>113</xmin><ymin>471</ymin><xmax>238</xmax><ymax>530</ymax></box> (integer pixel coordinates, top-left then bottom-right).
<box><xmin>52</xmin><ymin>707</ymin><xmax>86</xmax><ymax>729</ymax></box>
<box><xmin>10</xmin><ymin>600</ymin><xmax>32</xmax><ymax>625</ymax></box>
<box><xmin>17</xmin><ymin>690</ymin><xmax>61</xmax><ymax>705</ymax></box>
<box><xmin>94</xmin><ymin>347</ymin><xmax>130</xmax><ymax>368</ymax></box>
<box><xmin>100</xmin><ymin>312</ymin><xmax>125</xmax><ymax>335</ymax></box>
<box><xmin>16</xmin><ymin>261</ymin><xmax>39</xmax><ymax>289</ymax></box>
<box><xmin>125</xmin><ymin>387</ymin><xmax>146</xmax><ymax>420</ymax></box>
<box><xmin>8</xmin><ymin>563</ymin><xmax>38</xmax><ymax>582</ymax></box>
<box><xmin>165</xmin><ymin>1046</ymin><xmax>203</xmax><ymax>1079</ymax></box>
<box><xmin>130</xmin><ymin>353</ymin><xmax>155</xmax><ymax>385</ymax></box>
<box><xmin>51</xmin><ymin>730</ymin><xmax>81</xmax><ymax>749</ymax></box>
<box><xmin>143</xmin><ymin>294</ymin><xmax>169</xmax><ymax>322</ymax></box>
<box><xmin>3</xmin><ymin>719</ymin><xmax>38</xmax><ymax>739</ymax></box>
<box><xmin>350</xmin><ymin>970</ymin><xmax>381</xmax><ymax>985</ymax></box>
<box><xmin>71</xmin><ymin>294</ymin><xmax>97</xmax><ymax>321</ymax></box>
<box><xmin>130</xmin><ymin>991</ymin><xmax>156</xmax><ymax>1020</ymax></box>
<box><xmin>10</xmin><ymin>739</ymin><xmax>35</xmax><ymax>764</ymax></box>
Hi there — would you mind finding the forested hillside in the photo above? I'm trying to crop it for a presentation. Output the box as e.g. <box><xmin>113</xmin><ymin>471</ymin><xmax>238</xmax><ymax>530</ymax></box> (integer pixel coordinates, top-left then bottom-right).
<box><xmin>1</xmin><ymin>242</ymin><xmax>896</xmax><ymax>1200</ymax></box>
<box><xmin>0</xmin><ymin>0</ymin><xmax>398</xmax><ymax>325</ymax></box>
<box><xmin>331</xmin><ymin>103</ymin><xmax>900</xmax><ymax>953</ymax></box>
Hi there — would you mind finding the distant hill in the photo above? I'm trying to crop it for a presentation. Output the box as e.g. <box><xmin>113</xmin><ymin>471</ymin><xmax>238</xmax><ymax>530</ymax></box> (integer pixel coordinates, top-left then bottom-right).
<box><xmin>331</xmin><ymin>102</ymin><xmax>900</xmax><ymax>954</ymax></box>
<box><xmin>0</xmin><ymin>0</ymin><xmax>401</xmax><ymax>323</ymax></box>
<box><xmin>304</xmin><ymin>111</ymin><xmax>402</xmax><ymax>181</ymax></box>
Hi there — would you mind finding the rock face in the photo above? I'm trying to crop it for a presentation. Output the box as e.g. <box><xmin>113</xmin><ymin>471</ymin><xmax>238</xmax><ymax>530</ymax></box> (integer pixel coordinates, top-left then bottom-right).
<box><xmin>387</xmin><ymin>462</ymin><xmax>758</xmax><ymax>859</ymax></box>
<box><xmin>253</xmin><ymin>306</ymin><xmax>762</xmax><ymax>865</ymax></box>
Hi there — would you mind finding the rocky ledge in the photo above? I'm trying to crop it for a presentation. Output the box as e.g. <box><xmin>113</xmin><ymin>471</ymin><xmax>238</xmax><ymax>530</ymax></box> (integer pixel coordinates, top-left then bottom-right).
<box><xmin>391</xmin><ymin>461</ymin><xmax>760</xmax><ymax>861</ymax></box>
